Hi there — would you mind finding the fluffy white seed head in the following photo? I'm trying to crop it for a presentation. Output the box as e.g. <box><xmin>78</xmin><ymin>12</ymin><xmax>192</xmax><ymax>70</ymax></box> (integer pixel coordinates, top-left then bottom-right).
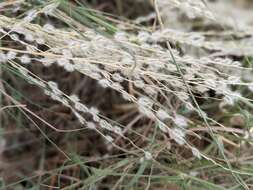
<box><xmin>137</xmin><ymin>97</ymin><xmax>155</xmax><ymax>118</ymax></box>
<box><xmin>35</xmin><ymin>38</ymin><xmax>45</xmax><ymax>45</ymax></box>
<box><xmin>169</xmin><ymin>128</ymin><xmax>186</xmax><ymax>145</ymax></box>
<box><xmin>90</xmin><ymin>107</ymin><xmax>100</xmax><ymax>122</ymax></box>
<box><xmin>64</xmin><ymin>63</ymin><xmax>75</xmax><ymax>72</ymax></box>
<box><xmin>114</xmin><ymin>31</ymin><xmax>128</xmax><ymax>41</ymax></box>
<box><xmin>69</xmin><ymin>94</ymin><xmax>80</xmax><ymax>103</ymax></box>
<box><xmin>144</xmin><ymin>151</ymin><xmax>153</xmax><ymax>160</ymax></box>
<box><xmin>104</xmin><ymin>135</ymin><xmax>114</xmax><ymax>143</ymax></box>
<box><xmin>156</xmin><ymin>109</ymin><xmax>171</xmax><ymax>121</ymax></box>
<box><xmin>98</xmin><ymin>79</ymin><xmax>111</xmax><ymax>88</ymax></box>
<box><xmin>6</xmin><ymin>51</ymin><xmax>17</xmax><ymax>60</ymax></box>
<box><xmin>25</xmin><ymin>33</ymin><xmax>34</xmax><ymax>42</ymax></box>
<box><xmin>174</xmin><ymin>114</ymin><xmax>188</xmax><ymax>128</ymax></box>
<box><xmin>24</xmin><ymin>10</ymin><xmax>37</xmax><ymax>22</ymax></box>
<box><xmin>19</xmin><ymin>54</ymin><xmax>31</xmax><ymax>64</ymax></box>
<box><xmin>87</xmin><ymin>122</ymin><xmax>96</xmax><ymax>130</ymax></box>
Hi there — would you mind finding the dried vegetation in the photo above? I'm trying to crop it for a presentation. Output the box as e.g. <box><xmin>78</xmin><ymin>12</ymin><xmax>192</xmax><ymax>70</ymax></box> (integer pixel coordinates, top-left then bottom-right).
<box><xmin>1</xmin><ymin>0</ymin><xmax>253</xmax><ymax>189</ymax></box>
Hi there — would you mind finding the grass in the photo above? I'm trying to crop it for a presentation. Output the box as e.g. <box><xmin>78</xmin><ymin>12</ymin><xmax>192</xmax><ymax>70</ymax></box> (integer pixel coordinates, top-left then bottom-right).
<box><xmin>1</xmin><ymin>0</ymin><xmax>253</xmax><ymax>189</ymax></box>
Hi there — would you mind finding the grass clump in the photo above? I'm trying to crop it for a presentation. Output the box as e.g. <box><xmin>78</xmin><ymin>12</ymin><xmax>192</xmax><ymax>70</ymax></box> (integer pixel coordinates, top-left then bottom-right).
<box><xmin>0</xmin><ymin>0</ymin><xmax>253</xmax><ymax>189</ymax></box>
